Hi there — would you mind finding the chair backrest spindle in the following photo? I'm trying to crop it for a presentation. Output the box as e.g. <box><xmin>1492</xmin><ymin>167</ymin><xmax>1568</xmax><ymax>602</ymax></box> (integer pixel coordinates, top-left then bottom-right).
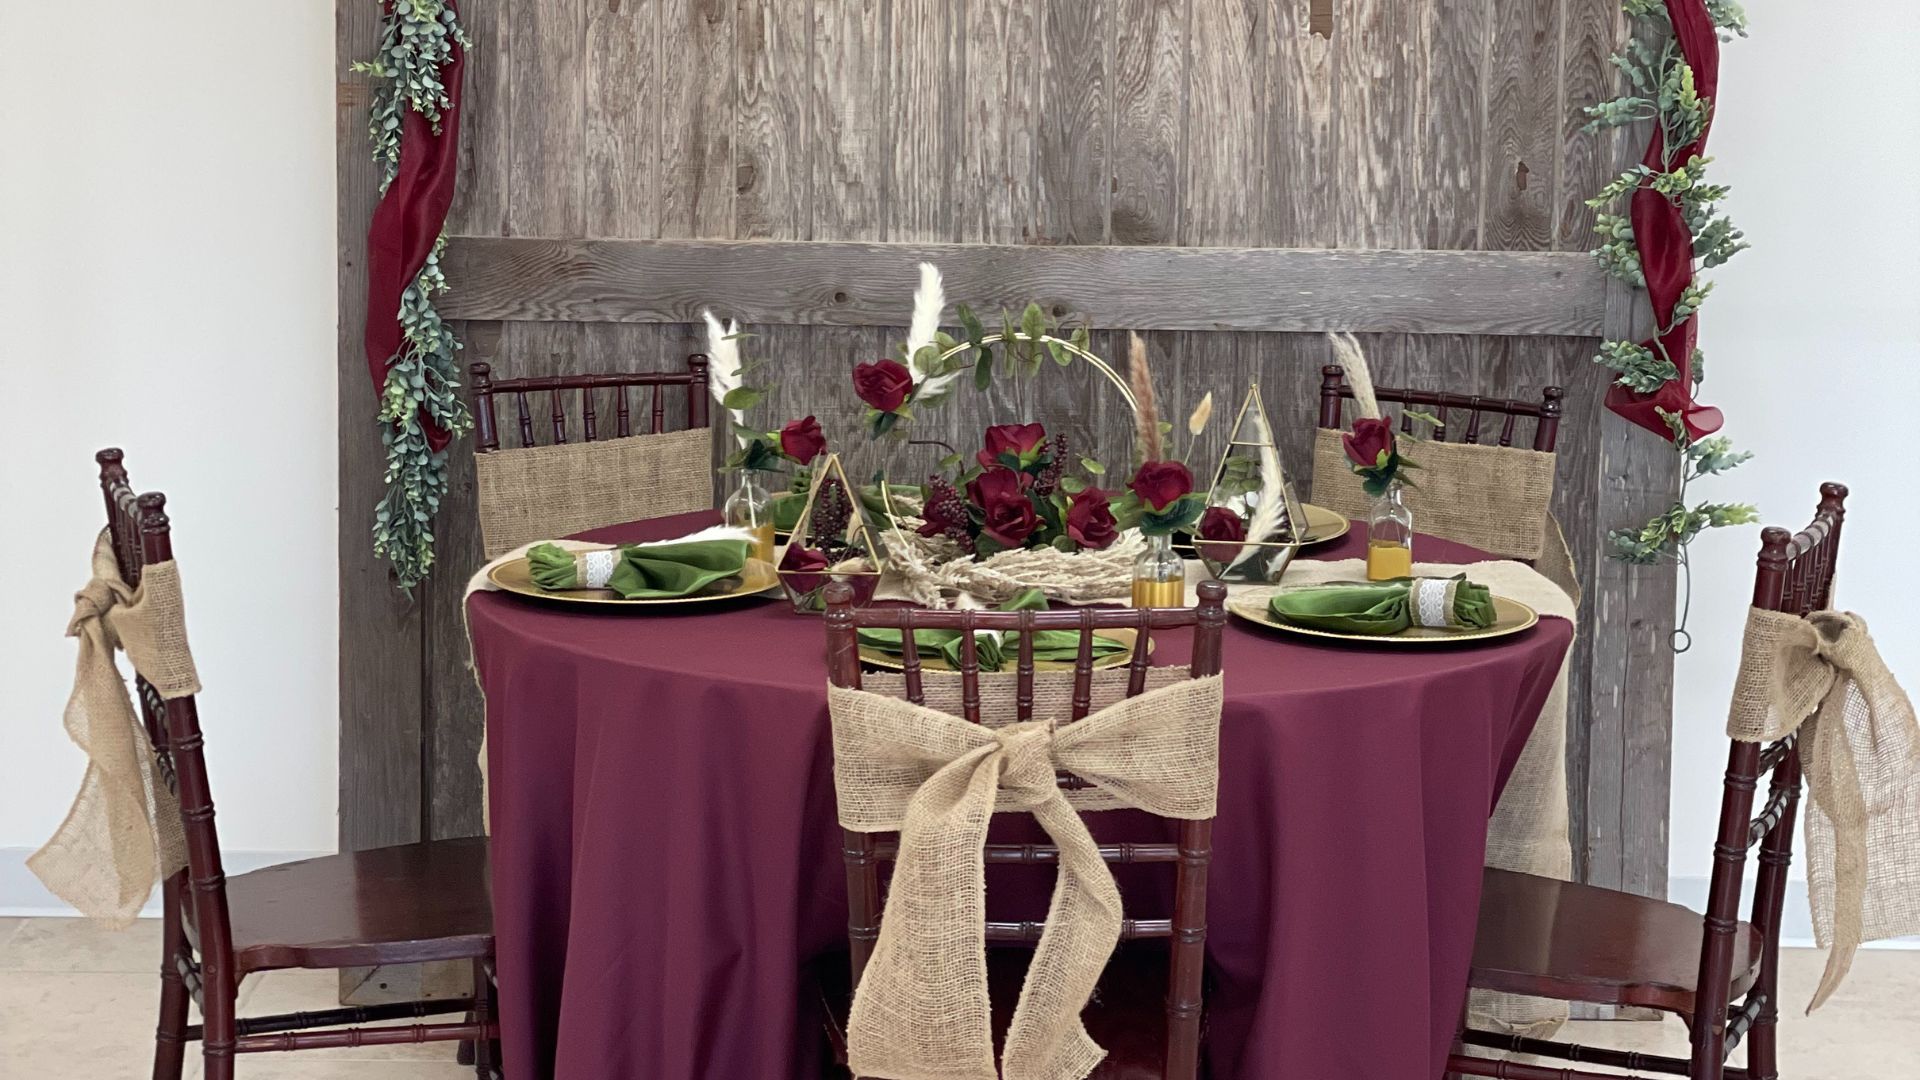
<box><xmin>468</xmin><ymin>354</ymin><xmax>712</xmax><ymax>454</ymax></box>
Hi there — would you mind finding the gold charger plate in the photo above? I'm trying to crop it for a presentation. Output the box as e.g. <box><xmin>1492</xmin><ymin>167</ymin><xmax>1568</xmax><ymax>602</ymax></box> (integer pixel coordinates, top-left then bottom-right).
<box><xmin>486</xmin><ymin>555</ymin><xmax>781</xmax><ymax>607</ymax></box>
<box><xmin>860</xmin><ymin>628</ymin><xmax>1146</xmax><ymax>672</ymax></box>
<box><xmin>1176</xmin><ymin>503</ymin><xmax>1350</xmax><ymax>556</ymax></box>
<box><xmin>1226</xmin><ymin>589</ymin><xmax>1538</xmax><ymax>646</ymax></box>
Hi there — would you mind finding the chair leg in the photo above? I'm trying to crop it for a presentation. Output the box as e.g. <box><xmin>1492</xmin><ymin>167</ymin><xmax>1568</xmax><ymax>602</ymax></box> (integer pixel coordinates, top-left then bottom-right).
<box><xmin>151</xmin><ymin>955</ymin><xmax>190</xmax><ymax>1080</ymax></box>
<box><xmin>1746</xmin><ymin>1011</ymin><xmax>1779</xmax><ymax>1080</ymax></box>
<box><xmin>472</xmin><ymin>957</ymin><xmax>498</xmax><ymax>1079</ymax></box>
<box><xmin>201</xmin><ymin>968</ymin><xmax>238</xmax><ymax>1080</ymax></box>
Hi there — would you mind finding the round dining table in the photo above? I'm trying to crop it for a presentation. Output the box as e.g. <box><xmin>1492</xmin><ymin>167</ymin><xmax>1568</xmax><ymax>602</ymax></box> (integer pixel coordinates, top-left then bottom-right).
<box><xmin>469</xmin><ymin>510</ymin><xmax>1573</xmax><ymax>1080</ymax></box>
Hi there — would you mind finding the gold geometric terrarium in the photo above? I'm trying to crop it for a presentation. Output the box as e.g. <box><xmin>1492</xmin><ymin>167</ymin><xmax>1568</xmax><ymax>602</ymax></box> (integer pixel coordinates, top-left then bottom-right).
<box><xmin>775</xmin><ymin>452</ymin><xmax>888</xmax><ymax>613</ymax></box>
<box><xmin>1193</xmin><ymin>383</ymin><xmax>1307</xmax><ymax>584</ymax></box>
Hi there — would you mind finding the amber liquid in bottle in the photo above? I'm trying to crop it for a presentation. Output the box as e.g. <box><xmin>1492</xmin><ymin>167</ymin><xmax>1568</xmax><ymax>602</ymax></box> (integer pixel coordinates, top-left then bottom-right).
<box><xmin>747</xmin><ymin>522</ymin><xmax>777</xmax><ymax>565</ymax></box>
<box><xmin>1365</xmin><ymin>539</ymin><xmax>1414</xmax><ymax>581</ymax></box>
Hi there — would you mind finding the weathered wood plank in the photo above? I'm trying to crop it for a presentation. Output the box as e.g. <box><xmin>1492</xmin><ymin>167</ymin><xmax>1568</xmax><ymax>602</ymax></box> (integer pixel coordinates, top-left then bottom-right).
<box><xmin>1036</xmin><ymin>0</ymin><xmax>1107</xmax><ymax>245</ymax></box>
<box><xmin>337</xmin><ymin>0</ymin><xmax>429</xmax><ymax>1009</ymax></box>
<box><xmin>445</xmin><ymin>0</ymin><xmax>510</xmax><ymax>237</ymax></box>
<box><xmin>1179</xmin><ymin>0</ymin><xmax>1266</xmax><ymax>460</ymax></box>
<box><xmin>1263</xmin><ymin>0</ymin><xmax>1336</xmax><ymax>248</ymax></box>
<box><xmin>736</xmin><ymin>0</ymin><xmax>815</xmax><ymax>495</ymax></box>
<box><xmin>584</xmin><ymin>0</ymin><xmax>658</xmax><ymax>239</ymax></box>
<box><xmin>1333</xmin><ymin>0</ymin><xmax>1419</xmax><ymax>247</ymax></box>
<box><xmin>1419</xmin><ymin>0</ymin><xmax>1492</xmax><ymax>250</ymax></box>
<box><xmin>886</xmin><ymin>0</ymin><xmax>957</xmax><ymax>243</ymax></box>
<box><xmin>736</xmin><ymin>0</ymin><xmax>809</xmax><ymax>242</ymax></box>
<box><xmin>1482</xmin><ymin>0</ymin><xmax>1560</xmax><ymax>251</ymax></box>
<box><xmin>812</xmin><ymin>0</ymin><xmax>885</xmax><ymax>242</ymax></box>
<box><xmin>336</xmin><ymin>0</ymin><xmax>424</xmax><ymax>857</ymax></box>
<box><xmin>960</xmin><ymin>1</ymin><xmax>1037</xmax><ymax>245</ymax></box>
<box><xmin>1108</xmin><ymin>0</ymin><xmax>1184</xmax><ymax>245</ymax></box>
<box><xmin>1557</xmin><ymin>0</ymin><xmax>1624</xmax><ymax>250</ymax></box>
<box><xmin>660</xmin><ymin>0</ymin><xmax>734</xmax><ymax>239</ymax></box>
<box><xmin>438</xmin><ymin>238</ymin><xmax>1610</xmax><ymax>334</ymax></box>
<box><xmin>507</xmin><ymin>0</ymin><xmax>585</xmax><ymax>236</ymax></box>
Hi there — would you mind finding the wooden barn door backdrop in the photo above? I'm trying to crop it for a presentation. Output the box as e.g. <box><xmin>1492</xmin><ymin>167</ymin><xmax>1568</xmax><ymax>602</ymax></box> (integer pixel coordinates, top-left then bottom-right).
<box><xmin>336</xmin><ymin>0</ymin><xmax>1675</xmax><ymax>997</ymax></box>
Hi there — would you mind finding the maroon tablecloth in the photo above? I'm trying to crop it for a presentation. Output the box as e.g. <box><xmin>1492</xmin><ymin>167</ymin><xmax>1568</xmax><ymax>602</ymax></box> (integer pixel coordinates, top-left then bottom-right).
<box><xmin>471</xmin><ymin>512</ymin><xmax>1573</xmax><ymax>1080</ymax></box>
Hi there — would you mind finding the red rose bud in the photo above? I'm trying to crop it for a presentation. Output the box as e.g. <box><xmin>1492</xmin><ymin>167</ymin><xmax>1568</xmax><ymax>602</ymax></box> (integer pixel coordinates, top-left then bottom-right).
<box><xmin>966</xmin><ymin>467</ymin><xmax>1041</xmax><ymax>548</ymax></box>
<box><xmin>778</xmin><ymin>415</ymin><xmax>826</xmax><ymax>465</ymax></box>
<box><xmin>1195</xmin><ymin>505</ymin><xmax>1248</xmax><ymax>563</ymax></box>
<box><xmin>1065</xmin><ymin>487</ymin><xmax>1119</xmax><ymax>550</ymax></box>
<box><xmin>1127</xmin><ymin>460</ymin><xmax>1194</xmax><ymax>512</ymax></box>
<box><xmin>852</xmin><ymin>359</ymin><xmax>914</xmax><ymax>413</ymax></box>
<box><xmin>1342</xmin><ymin>417</ymin><xmax>1396</xmax><ymax>470</ymax></box>
<box><xmin>976</xmin><ymin>422</ymin><xmax>1048</xmax><ymax>469</ymax></box>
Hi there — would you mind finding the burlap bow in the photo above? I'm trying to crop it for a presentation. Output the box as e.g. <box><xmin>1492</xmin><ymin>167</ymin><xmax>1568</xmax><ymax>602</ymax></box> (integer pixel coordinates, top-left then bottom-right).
<box><xmin>30</xmin><ymin>532</ymin><xmax>194</xmax><ymax>924</ymax></box>
<box><xmin>828</xmin><ymin>674</ymin><xmax>1225</xmax><ymax>1080</ymax></box>
<box><xmin>1728</xmin><ymin>608</ymin><xmax>1919</xmax><ymax>1011</ymax></box>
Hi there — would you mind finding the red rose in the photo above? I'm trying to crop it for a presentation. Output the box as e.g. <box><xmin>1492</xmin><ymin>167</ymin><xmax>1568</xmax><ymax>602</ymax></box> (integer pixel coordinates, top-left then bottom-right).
<box><xmin>852</xmin><ymin>359</ymin><xmax>914</xmax><ymax>412</ymax></box>
<box><xmin>976</xmin><ymin>423</ymin><xmax>1048</xmax><ymax>469</ymax></box>
<box><xmin>966</xmin><ymin>467</ymin><xmax>1040</xmax><ymax>548</ymax></box>
<box><xmin>1065</xmin><ymin>487</ymin><xmax>1118</xmax><ymax>550</ymax></box>
<box><xmin>1195</xmin><ymin>505</ymin><xmax>1248</xmax><ymax>563</ymax></box>
<box><xmin>778</xmin><ymin>543</ymin><xmax>832</xmax><ymax>597</ymax></box>
<box><xmin>1342</xmin><ymin>418</ymin><xmax>1396</xmax><ymax>470</ymax></box>
<box><xmin>1127</xmin><ymin>460</ymin><xmax>1194</xmax><ymax>512</ymax></box>
<box><xmin>779</xmin><ymin>416</ymin><xmax>826</xmax><ymax>465</ymax></box>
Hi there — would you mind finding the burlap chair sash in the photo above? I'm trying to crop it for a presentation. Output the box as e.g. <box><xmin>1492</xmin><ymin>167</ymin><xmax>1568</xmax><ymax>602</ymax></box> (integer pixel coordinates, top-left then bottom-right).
<box><xmin>829</xmin><ymin>673</ymin><xmax>1225</xmax><ymax>1080</ymax></box>
<box><xmin>1729</xmin><ymin>607</ymin><xmax>1920</xmax><ymax>1010</ymax></box>
<box><xmin>1311</xmin><ymin>428</ymin><xmax>1568</xmax><ymax>592</ymax></box>
<box><xmin>30</xmin><ymin>531</ymin><xmax>193</xmax><ymax>925</ymax></box>
<box><xmin>473</xmin><ymin>427</ymin><xmax>710</xmax><ymax>559</ymax></box>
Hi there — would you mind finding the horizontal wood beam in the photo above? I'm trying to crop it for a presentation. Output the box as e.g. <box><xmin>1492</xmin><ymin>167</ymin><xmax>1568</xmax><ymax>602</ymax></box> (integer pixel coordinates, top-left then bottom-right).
<box><xmin>438</xmin><ymin>238</ymin><xmax>1607</xmax><ymax>336</ymax></box>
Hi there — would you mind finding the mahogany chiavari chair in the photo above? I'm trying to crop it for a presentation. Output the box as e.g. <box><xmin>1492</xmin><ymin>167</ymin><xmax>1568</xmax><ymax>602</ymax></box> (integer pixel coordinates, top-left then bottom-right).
<box><xmin>1449</xmin><ymin>483</ymin><xmax>1850</xmax><ymax>1080</ymax></box>
<box><xmin>1317</xmin><ymin>364</ymin><xmax>1566</xmax><ymax>453</ymax></box>
<box><xmin>93</xmin><ymin>450</ymin><xmax>498</xmax><ymax>1080</ymax></box>
<box><xmin>818</xmin><ymin>579</ymin><xmax>1230</xmax><ymax>1080</ymax></box>
<box><xmin>467</xmin><ymin>354</ymin><xmax>715</xmax><ymax>558</ymax></box>
<box><xmin>468</xmin><ymin>353</ymin><xmax>710</xmax><ymax>452</ymax></box>
<box><xmin>1314</xmin><ymin>364</ymin><xmax>1578</xmax><ymax>601</ymax></box>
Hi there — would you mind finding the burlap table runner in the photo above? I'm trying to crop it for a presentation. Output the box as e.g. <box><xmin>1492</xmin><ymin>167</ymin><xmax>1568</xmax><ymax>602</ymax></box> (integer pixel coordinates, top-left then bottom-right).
<box><xmin>465</xmin><ymin>538</ymin><xmax>606</xmax><ymax>833</ymax></box>
<box><xmin>473</xmin><ymin>427</ymin><xmax>710</xmax><ymax>559</ymax></box>
<box><xmin>1251</xmin><ymin>558</ymin><xmax>1577</xmax><ymax>1034</ymax></box>
<box><xmin>1310</xmin><ymin>428</ymin><xmax>1579</xmax><ymax>607</ymax></box>
<box><xmin>31</xmin><ymin>531</ymin><xmax>193</xmax><ymax>925</ymax></box>
<box><xmin>829</xmin><ymin>673</ymin><xmax>1224</xmax><ymax>1080</ymax></box>
<box><xmin>1728</xmin><ymin>607</ymin><xmax>1919</xmax><ymax>1011</ymax></box>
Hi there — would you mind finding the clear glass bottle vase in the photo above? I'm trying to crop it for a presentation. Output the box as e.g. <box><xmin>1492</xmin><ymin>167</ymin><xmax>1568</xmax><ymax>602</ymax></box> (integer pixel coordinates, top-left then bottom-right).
<box><xmin>723</xmin><ymin>471</ymin><xmax>777</xmax><ymax>565</ymax></box>
<box><xmin>1131</xmin><ymin>532</ymin><xmax>1187</xmax><ymax>608</ymax></box>
<box><xmin>1365</xmin><ymin>480</ymin><xmax>1414</xmax><ymax>581</ymax></box>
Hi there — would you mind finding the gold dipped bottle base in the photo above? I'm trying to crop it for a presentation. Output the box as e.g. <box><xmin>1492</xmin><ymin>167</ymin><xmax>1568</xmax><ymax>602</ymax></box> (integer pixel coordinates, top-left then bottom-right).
<box><xmin>1131</xmin><ymin>576</ymin><xmax>1187</xmax><ymax>609</ymax></box>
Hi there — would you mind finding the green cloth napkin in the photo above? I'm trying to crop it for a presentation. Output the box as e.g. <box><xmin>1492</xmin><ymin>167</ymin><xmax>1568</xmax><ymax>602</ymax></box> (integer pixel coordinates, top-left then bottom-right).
<box><xmin>857</xmin><ymin>589</ymin><xmax>1131</xmax><ymax>671</ymax></box>
<box><xmin>1268</xmin><ymin>575</ymin><xmax>1496</xmax><ymax>635</ymax></box>
<box><xmin>526</xmin><ymin>539</ymin><xmax>751</xmax><ymax>600</ymax></box>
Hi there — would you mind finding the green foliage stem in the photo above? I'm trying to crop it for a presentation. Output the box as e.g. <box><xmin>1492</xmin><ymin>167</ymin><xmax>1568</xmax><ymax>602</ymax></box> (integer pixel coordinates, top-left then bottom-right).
<box><xmin>1585</xmin><ymin>0</ymin><xmax>1754</xmax><ymax>578</ymax></box>
<box><xmin>360</xmin><ymin>1</ymin><xmax>474</xmax><ymax>590</ymax></box>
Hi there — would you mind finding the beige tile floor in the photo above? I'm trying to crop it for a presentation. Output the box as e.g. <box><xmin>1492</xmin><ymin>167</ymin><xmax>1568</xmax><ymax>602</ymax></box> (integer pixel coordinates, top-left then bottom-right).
<box><xmin>2</xmin><ymin>916</ymin><xmax>1914</xmax><ymax>1078</ymax></box>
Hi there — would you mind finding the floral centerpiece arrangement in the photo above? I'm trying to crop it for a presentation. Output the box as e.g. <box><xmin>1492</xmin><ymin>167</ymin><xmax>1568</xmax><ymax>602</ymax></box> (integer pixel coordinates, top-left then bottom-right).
<box><xmin>763</xmin><ymin>263</ymin><xmax>1211</xmax><ymax>608</ymax></box>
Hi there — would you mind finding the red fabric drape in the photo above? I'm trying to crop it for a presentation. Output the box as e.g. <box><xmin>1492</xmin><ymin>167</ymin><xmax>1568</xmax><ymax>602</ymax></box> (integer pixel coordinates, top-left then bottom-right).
<box><xmin>363</xmin><ymin>1</ymin><xmax>466</xmax><ymax>453</ymax></box>
<box><xmin>1605</xmin><ymin>0</ymin><xmax>1725</xmax><ymax>440</ymax></box>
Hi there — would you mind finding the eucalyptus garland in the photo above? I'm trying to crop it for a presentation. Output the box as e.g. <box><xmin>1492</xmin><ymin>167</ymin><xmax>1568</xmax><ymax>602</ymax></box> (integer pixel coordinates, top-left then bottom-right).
<box><xmin>1585</xmin><ymin>0</ymin><xmax>1757</xmax><ymax>570</ymax></box>
<box><xmin>354</xmin><ymin>0</ymin><xmax>473</xmax><ymax>589</ymax></box>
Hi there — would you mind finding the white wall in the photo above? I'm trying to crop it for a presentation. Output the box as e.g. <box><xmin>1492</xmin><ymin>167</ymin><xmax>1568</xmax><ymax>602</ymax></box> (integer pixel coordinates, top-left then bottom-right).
<box><xmin>0</xmin><ymin>3</ymin><xmax>339</xmax><ymax>910</ymax></box>
<box><xmin>1664</xmin><ymin>0</ymin><xmax>1920</xmax><ymax>916</ymax></box>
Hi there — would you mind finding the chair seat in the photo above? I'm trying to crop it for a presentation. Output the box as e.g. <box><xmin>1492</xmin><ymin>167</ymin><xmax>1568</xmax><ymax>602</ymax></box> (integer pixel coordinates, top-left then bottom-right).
<box><xmin>1470</xmin><ymin>868</ymin><xmax>1763</xmax><ymax>1015</ymax></box>
<box><xmin>227</xmin><ymin>837</ymin><xmax>492</xmax><ymax>975</ymax></box>
<box><xmin>816</xmin><ymin>944</ymin><xmax>1189</xmax><ymax>1080</ymax></box>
